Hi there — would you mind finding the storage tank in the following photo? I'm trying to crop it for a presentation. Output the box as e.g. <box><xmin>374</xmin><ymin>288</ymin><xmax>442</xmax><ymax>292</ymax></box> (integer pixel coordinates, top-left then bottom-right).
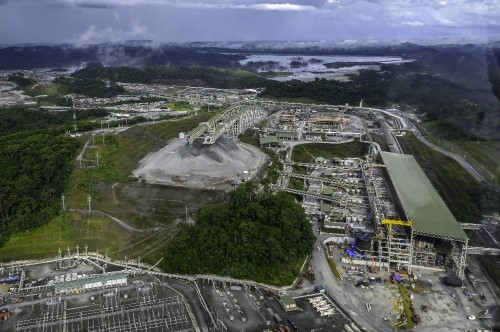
<box><xmin>179</xmin><ymin>132</ymin><xmax>186</xmax><ymax>139</ymax></box>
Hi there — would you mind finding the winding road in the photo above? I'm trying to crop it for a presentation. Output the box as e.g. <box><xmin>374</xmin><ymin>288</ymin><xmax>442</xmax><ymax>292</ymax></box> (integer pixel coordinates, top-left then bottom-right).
<box><xmin>365</xmin><ymin>107</ymin><xmax>485</xmax><ymax>182</ymax></box>
<box><xmin>411</xmin><ymin>130</ymin><xmax>485</xmax><ymax>182</ymax></box>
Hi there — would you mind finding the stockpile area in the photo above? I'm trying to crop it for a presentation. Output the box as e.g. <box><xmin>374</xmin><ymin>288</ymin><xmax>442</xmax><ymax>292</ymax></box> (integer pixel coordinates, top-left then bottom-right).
<box><xmin>133</xmin><ymin>137</ymin><xmax>267</xmax><ymax>188</ymax></box>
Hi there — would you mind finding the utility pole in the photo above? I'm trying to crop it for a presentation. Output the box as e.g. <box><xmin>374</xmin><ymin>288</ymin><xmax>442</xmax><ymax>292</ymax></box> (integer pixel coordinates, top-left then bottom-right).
<box><xmin>58</xmin><ymin>248</ymin><xmax>62</xmax><ymax>269</ymax></box>
<box><xmin>76</xmin><ymin>244</ymin><xmax>80</xmax><ymax>257</ymax></box>
<box><xmin>61</xmin><ymin>195</ymin><xmax>65</xmax><ymax>212</ymax></box>
<box><xmin>87</xmin><ymin>195</ymin><xmax>91</xmax><ymax>213</ymax></box>
<box><xmin>96</xmin><ymin>152</ymin><xmax>99</xmax><ymax>168</ymax></box>
<box><xmin>72</xmin><ymin>108</ymin><xmax>78</xmax><ymax>133</ymax></box>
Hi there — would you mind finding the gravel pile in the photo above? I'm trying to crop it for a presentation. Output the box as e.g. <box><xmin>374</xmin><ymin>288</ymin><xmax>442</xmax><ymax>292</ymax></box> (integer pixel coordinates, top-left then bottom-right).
<box><xmin>133</xmin><ymin>137</ymin><xmax>267</xmax><ymax>188</ymax></box>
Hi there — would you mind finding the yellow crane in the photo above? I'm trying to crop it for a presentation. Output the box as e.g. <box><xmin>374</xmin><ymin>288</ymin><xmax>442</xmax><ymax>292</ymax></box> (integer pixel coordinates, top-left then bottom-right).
<box><xmin>380</xmin><ymin>219</ymin><xmax>413</xmax><ymax>236</ymax></box>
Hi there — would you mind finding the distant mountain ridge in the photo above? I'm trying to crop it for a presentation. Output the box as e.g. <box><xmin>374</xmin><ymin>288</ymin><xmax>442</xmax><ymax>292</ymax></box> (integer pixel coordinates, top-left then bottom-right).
<box><xmin>0</xmin><ymin>41</ymin><xmax>498</xmax><ymax>70</ymax></box>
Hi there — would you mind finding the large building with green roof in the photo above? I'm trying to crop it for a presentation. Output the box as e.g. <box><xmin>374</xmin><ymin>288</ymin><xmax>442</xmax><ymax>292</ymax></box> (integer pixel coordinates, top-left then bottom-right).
<box><xmin>380</xmin><ymin>152</ymin><xmax>467</xmax><ymax>241</ymax></box>
<box><xmin>379</xmin><ymin>152</ymin><xmax>468</xmax><ymax>278</ymax></box>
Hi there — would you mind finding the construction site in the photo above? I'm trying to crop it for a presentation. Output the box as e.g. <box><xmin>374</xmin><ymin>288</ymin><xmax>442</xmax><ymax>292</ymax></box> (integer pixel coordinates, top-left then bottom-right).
<box><xmin>267</xmin><ymin>102</ymin><xmax>499</xmax><ymax>329</ymax></box>
<box><xmin>264</xmin><ymin>101</ymin><xmax>500</xmax><ymax>279</ymax></box>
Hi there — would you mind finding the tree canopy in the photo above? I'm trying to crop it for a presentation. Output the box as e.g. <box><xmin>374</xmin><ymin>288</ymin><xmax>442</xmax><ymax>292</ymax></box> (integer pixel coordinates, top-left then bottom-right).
<box><xmin>0</xmin><ymin>130</ymin><xmax>80</xmax><ymax>246</ymax></box>
<box><xmin>162</xmin><ymin>183</ymin><xmax>315</xmax><ymax>285</ymax></box>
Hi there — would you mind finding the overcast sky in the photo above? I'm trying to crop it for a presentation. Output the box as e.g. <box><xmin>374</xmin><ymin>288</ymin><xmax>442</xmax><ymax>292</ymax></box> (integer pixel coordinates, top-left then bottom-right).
<box><xmin>0</xmin><ymin>0</ymin><xmax>499</xmax><ymax>45</ymax></box>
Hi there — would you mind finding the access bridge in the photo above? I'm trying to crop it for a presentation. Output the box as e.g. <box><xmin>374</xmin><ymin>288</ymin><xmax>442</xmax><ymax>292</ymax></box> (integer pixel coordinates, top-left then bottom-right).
<box><xmin>186</xmin><ymin>103</ymin><xmax>267</xmax><ymax>145</ymax></box>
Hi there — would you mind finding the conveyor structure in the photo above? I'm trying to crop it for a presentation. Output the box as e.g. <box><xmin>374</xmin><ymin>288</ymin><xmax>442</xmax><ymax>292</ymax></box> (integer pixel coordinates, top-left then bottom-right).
<box><xmin>186</xmin><ymin>103</ymin><xmax>266</xmax><ymax>145</ymax></box>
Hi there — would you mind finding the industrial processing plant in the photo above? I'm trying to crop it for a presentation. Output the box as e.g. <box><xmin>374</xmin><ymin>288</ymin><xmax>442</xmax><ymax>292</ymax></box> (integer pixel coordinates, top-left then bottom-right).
<box><xmin>272</xmin><ymin>103</ymin><xmax>498</xmax><ymax>282</ymax></box>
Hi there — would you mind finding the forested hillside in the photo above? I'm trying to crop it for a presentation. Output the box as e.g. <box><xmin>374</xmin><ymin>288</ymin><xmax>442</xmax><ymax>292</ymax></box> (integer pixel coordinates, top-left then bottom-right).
<box><xmin>0</xmin><ymin>131</ymin><xmax>80</xmax><ymax>246</ymax></box>
<box><xmin>162</xmin><ymin>183</ymin><xmax>315</xmax><ymax>285</ymax></box>
<box><xmin>0</xmin><ymin>108</ymin><xmax>109</xmax><ymax>135</ymax></box>
<box><xmin>72</xmin><ymin>63</ymin><xmax>269</xmax><ymax>89</ymax></box>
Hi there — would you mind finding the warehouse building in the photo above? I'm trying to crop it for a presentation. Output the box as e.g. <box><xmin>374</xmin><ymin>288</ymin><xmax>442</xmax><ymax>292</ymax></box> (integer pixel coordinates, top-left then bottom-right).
<box><xmin>377</xmin><ymin>152</ymin><xmax>468</xmax><ymax>278</ymax></box>
<box><xmin>55</xmin><ymin>274</ymin><xmax>128</xmax><ymax>294</ymax></box>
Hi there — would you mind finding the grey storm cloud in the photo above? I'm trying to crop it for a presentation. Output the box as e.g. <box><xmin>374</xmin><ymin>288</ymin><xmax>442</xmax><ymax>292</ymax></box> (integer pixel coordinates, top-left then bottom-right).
<box><xmin>0</xmin><ymin>0</ymin><xmax>499</xmax><ymax>45</ymax></box>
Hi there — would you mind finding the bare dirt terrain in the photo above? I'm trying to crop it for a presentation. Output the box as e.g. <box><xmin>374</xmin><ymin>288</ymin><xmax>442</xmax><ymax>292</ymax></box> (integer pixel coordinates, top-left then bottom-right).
<box><xmin>0</xmin><ymin>81</ymin><xmax>30</xmax><ymax>106</ymax></box>
<box><xmin>133</xmin><ymin>137</ymin><xmax>267</xmax><ymax>189</ymax></box>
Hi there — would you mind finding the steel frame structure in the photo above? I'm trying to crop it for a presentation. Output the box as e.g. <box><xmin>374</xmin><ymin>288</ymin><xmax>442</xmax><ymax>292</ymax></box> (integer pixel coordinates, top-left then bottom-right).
<box><xmin>186</xmin><ymin>103</ymin><xmax>266</xmax><ymax>145</ymax></box>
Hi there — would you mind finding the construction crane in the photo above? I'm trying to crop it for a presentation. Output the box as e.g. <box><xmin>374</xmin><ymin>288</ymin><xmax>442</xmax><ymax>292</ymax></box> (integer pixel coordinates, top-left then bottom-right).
<box><xmin>381</xmin><ymin>219</ymin><xmax>413</xmax><ymax>236</ymax></box>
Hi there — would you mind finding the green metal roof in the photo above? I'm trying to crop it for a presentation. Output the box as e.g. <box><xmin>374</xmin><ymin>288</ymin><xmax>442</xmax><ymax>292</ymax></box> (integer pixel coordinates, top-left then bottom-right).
<box><xmin>380</xmin><ymin>152</ymin><xmax>467</xmax><ymax>240</ymax></box>
<box><xmin>259</xmin><ymin>136</ymin><xmax>279</xmax><ymax>146</ymax></box>
<box><xmin>275</xmin><ymin>131</ymin><xmax>296</xmax><ymax>138</ymax></box>
<box><xmin>280</xmin><ymin>295</ymin><xmax>296</xmax><ymax>306</ymax></box>
<box><xmin>322</xmin><ymin>187</ymin><xmax>334</xmax><ymax>196</ymax></box>
<box><xmin>315</xmin><ymin>157</ymin><xmax>325</xmax><ymax>163</ymax></box>
<box><xmin>320</xmin><ymin>203</ymin><xmax>332</xmax><ymax>213</ymax></box>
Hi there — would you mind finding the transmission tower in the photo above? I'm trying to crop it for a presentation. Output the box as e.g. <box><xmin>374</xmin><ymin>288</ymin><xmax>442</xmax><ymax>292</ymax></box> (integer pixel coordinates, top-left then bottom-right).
<box><xmin>72</xmin><ymin>107</ymin><xmax>78</xmax><ymax>133</ymax></box>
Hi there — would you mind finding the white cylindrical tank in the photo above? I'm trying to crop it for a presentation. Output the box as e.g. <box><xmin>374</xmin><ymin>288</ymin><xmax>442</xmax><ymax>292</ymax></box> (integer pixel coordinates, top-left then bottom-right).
<box><xmin>179</xmin><ymin>132</ymin><xmax>185</xmax><ymax>139</ymax></box>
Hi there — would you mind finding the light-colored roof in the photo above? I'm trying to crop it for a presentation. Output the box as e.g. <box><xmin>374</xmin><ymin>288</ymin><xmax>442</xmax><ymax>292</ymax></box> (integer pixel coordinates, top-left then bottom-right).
<box><xmin>380</xmin><ymin>152</ymin><xmax>467</xmax><ymax>240</ymax></box>
<box><xmin>55</xmin><ymin>273</ymin><xmax>128</xmax><ymax>292</ymax></box>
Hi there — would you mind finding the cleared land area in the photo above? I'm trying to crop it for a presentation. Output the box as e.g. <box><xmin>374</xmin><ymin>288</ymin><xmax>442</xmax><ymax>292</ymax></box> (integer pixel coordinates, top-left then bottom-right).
<box><xmin>397</xmin><ymin>132</ymin><xmax>482</xmax><ymax>224</ymax></box>
<box><xmin>133</xmin><ymin>137</ymin><xmax>267</xmax><ymax>189</ymax></box>
<box><xmin>0</xmin><ymin>213</ymin><xmax>132</xmax><ymax>261</ymax></box>
<box><xmin>451</xmin><ymin>139</ymin><xmax>500</xmax><ymax>182</ymax></box>
<box><xmin>291</xmin><ymin>140</ymin><xmax>369</xmax><ymax>163</ymax></box>
<box><xmin>2</xmin><ymin>113</ymin><xmax>226</xmax><ymax>264</ymax></box>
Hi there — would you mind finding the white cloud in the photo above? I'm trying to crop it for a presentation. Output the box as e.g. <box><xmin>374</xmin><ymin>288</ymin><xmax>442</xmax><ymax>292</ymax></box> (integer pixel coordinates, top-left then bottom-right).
<box><xmin>247</xmin><ymin>3</ymin><xmax>316</xmax><ymax>11</ymax></box>
<box><xmin>401</xmin><ymin>20</ymin><xmax>424</xmax><ymax>26</ymax></box>
<box><xmin>60</xmin><ymin>0</ymin><xmax>322</xmax><ymax>11</ymax></box>
<box><xmin>358</xmin><ymin>13</ymin><xmax>373</xmax><ymax>21</ymax></box>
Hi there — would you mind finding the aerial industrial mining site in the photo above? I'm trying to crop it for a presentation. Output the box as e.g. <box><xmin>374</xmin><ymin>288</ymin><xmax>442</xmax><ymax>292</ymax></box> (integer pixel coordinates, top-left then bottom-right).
<box><xmin>0</xmin><ymin>81</ymin><xmax>499</xmax><ymax>332</ymax></box>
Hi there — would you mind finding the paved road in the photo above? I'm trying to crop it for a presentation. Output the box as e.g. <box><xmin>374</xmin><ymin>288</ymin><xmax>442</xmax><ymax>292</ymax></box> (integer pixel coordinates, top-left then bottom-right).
<box><xmin>367</xmin><ymin>107</ymin><xmax>485</xmax><ymax>182</ymax></box>
<box><xmin>310</xmin><ymin>225</ymin><xmax>390</xmax><ymax>332</ymax></box>
<box><xmin>411</xmin><ymin>130</ymin><xmax>485</xmax><ymax>182</ymax></box>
